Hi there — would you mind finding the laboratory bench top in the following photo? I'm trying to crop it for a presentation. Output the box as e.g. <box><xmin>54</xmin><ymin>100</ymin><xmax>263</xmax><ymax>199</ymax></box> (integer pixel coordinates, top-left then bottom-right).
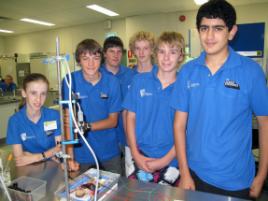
<box><xmin>0</xmin><ymin>96</ymin><xmax>20</xmax><ymax>105</ymax></box>
<box><xmin>0</xmin><ymin>160</ymin><xmax>249</xmax><ymax>201</ymax></box>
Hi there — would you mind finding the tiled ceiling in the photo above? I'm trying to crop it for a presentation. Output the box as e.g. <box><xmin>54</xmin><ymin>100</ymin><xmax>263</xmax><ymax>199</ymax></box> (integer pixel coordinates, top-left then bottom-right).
<box><xmin>0</xmin><ymin>0</ymin><xmax>268</xmax><ymax>36</ymax></box>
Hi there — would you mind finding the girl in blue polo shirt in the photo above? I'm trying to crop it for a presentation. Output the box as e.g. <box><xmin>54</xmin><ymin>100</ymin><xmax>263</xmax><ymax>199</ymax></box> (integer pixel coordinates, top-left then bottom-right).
<box><xmin>123</xmin><ymin>32</ymin><xmax>185</xmax><ymax>186</ymax></box>
<box><xmin>62</xmin><ymin>39</ymin><xmax>122</xmax><ymax>174</ymax></box>
<box><xmin>6</xmin><ymin>73</ymin><xmax>61</xmax><ymax>166</ymax></box>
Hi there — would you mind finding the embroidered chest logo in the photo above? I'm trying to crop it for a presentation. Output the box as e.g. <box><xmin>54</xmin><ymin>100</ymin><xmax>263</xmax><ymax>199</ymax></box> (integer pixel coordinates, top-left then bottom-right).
<box><xmin>140</xmin><ymin>89</ymin><xmax>153</xmax><ymax>97</ymax></box>
<box><xmin>20</xmin><ymin>132</ymin><xmax>35</xmax><ymax>141</ymax></box>
<box><xmin>20</xmin><ymin>133</ymin><xmax>27</xmax><ymax>141</ymax></box>
<box><xmin>224</xmin><ymin>79</ymin><xmax>240</xmax><ymax>90</ymax></box>
<box><xmin>187</xmin><ymin>81</ymin><xmax>200</xmax><ymax>89</ymax></box>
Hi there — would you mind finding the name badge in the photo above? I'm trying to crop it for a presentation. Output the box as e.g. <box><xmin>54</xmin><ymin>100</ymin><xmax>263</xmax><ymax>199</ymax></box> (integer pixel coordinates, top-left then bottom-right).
<box><xmin>44</xmin><ymin>120</ymin><xmax>57</xmax><ymax>132</ymax></box>
<box><xmin>100</xmin><ymin>92</ymin><xmax>108</xmax><ymax>99</ymax></box>
<box><xmin>224</xmin><ymin>79</ymin><xmax>240</xmax><ymax>90</ymax></box>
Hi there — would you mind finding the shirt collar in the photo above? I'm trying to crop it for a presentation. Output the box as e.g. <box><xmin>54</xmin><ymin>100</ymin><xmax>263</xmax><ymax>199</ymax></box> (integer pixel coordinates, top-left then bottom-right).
<box><xmin>132</xmin><ymin>64</ymin><xmax>157</xmax><ymax>74</ymax></box>
<box><xmin>152</xmin><ymin>65</ymin><xmax>159</xmax><ymax>80</ymax></box>
<box><xmin>196</xmin><ymin>46</ymin><xmax>242</xmax><ymax>70</ymax></box>
<box><xmin>101</xmin><ymin>64</ymin><xmax>124</xmax><ymax>76</ymax></box>
<box><xmin>21</xmin><ymin>105</ymin><xmax>44</xmax><ymax>125</ymax></box>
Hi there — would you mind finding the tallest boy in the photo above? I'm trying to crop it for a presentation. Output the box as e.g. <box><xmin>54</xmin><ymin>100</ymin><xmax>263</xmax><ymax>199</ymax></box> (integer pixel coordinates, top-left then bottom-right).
<box><xmin>171</xmin><ymin>0</ymin><xmax>268</xmax><ymax>199</ymax></box>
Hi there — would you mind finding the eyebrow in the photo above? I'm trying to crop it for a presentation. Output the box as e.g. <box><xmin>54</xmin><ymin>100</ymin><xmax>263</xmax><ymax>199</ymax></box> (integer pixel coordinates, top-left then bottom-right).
<box><xmin>200</xmin><ymin>25</ymin><xmax>226</xmax><ymax>28</ymax></box>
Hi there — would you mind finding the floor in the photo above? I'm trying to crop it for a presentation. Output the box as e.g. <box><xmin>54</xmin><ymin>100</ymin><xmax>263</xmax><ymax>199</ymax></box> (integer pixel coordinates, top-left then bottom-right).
<box><xmin>0</xmin><ymin>143</ymin><xmax>268</xmax><ymax>201</ymax></box>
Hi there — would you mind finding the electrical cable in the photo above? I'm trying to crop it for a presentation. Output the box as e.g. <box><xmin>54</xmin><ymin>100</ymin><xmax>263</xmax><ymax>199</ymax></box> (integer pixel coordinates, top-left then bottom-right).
<box><xmin>0</xmin><ymin>159</ymin><xmax>12</xmax><ymax>201</ymax></box>
<box><xmin>62</xmin><ymin>56</ymin><xmax>100</xmax><ymax>201</ymax></box>
<box><xmin>0</xmin><ymin>176</ymin><xmax>12</xmax><ymax>201</ymax></box>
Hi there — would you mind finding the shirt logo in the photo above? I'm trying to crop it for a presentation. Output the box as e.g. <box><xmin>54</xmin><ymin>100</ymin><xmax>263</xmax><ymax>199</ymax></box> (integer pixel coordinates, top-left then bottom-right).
<box><xmin>224</xmin><ymin>79</ymin><xmax>240</xmax><ymax>90</ymax></box>
<box><xmin>20</xmin><ymin>133</ymin><xmax>27</xmax><ymax>141</ymax></box>
<box><xmin>140</xmin><ymin>89</ymin><xmax>153</xmax><ymax>97</ymax></box>
<box><xmin>187</xmin><ymin>81</ymin><xmax>200</xmax><ymax>89</ymax></box>
<box><xmin>20</xmin><ymin>133</ymin><xmax>35</xmax><ymax>141</ymax></box>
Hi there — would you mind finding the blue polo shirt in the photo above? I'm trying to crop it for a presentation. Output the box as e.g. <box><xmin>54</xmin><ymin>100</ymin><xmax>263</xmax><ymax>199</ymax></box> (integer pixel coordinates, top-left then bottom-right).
<box><xmin>6</xmin><ymin>106</ymin><xmax>61</xmax><ymax>153</ymax></box>
<box><xmin>100</xmin><ymin>64</ymin><xmax>135</xmax><ymax>98</ymax></box>
<box><xmin>123</xmin><ymin>67</ymin><xmax>177</xmax><ymax>167</ymax></box>
<box><xmin>170</xmin><ymin>47</ymin><xmax>268</xmax><ymax>190</ymax></box>
<box><xmin>62</xmin><ymin>70</ymin><xmax>122</xmax><ymax>164</ymax></box>
<box><xmin>0</xmin><ymin>82</ymin><xmax>16</xmax><ymax>92</ymax></box>
<box><xmin>100</xmin><ymin>64</ymin><xmax>135</xmax><ymax>146</ymax></box>
<box><xmin>132</xmin><ymin>64</ymin><xmax>157</xmax><ymax>75</ymax></box>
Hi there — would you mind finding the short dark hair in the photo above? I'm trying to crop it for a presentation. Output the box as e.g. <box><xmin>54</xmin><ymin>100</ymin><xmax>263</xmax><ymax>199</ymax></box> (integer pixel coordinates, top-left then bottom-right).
<box><xmin>196</xmin><ymin>0</ymin><xmax>236</xmax><ymax>31</ymax></box>
<box><xmin>103</xmin><ymin>36</ymin><xmax>124</xmax><ymax>52</ymax></box>
<box><xmin>75</xmin><ymin>39</ymin><xmax>102</xmax><ymax>63</ymax></box>
<box><xmin>22</xmin><ymin>73</ymin><xmax>49</xmax><ymax>91</ymax></box>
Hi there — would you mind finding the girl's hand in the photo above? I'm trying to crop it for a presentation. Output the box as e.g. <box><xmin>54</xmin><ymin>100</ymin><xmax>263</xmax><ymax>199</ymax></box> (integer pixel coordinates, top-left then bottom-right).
<box><xmin>15</xmin><ymin>153</ymin><xmax>40</xmax><ymax>166</ymax></box>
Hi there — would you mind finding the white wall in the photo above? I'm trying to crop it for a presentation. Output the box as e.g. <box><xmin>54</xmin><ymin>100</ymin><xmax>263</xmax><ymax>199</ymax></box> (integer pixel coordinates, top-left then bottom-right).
<box><xmin>1</xmin><ymin>19</ymin><xmax>126</xmax><ymax>85</ymax></box>
<box><xmin>1</xmin><ymin>2</ymin><xmax>268</xmax><ymax>83</ymax></box>
<box><xmin>0</xmin><ymin>37</ymin><xmax>4</xmax><ymax>54</ymax></box>
<box><xmin>0</xmin><ymin>58</ymin><xmax>16</xmax><ymax>81</ymax></box>
<box><xmin>4</xmin><ymin>19</ymin><xmax>126</xmax><ymax>55</ymax></box>
<box><xmin>125</xmin><ymin>10</ymin><xmax>197</xmax><ymax>43</ymax></box>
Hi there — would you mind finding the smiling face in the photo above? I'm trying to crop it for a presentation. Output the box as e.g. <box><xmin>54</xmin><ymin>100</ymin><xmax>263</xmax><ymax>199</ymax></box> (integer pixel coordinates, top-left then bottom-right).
<box><xmin>198</xmin><ymin>17</ymin><xmax>237</xmax><ymax>57</ymax></box>
<box><xmin>22</xmin><ymin>80</ymin><xmax>48</xmax><ymax>113</ymax></box>
<box><xmin>79</xmin><ymin>51</ymin><xmax>101</xmax><ymax>80</ymax></box>
<box><xmin>157</xmin><ymin>43</ymin><xmax>183</xmax><ymax>73</ymax></box>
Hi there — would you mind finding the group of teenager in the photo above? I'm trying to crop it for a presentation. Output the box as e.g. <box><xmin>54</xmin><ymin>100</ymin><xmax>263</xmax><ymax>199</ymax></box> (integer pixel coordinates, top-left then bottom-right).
<box><xmin>6</xmin><ymin>0</ymin><xmax>268</xmax><ymax>200</ymax></box>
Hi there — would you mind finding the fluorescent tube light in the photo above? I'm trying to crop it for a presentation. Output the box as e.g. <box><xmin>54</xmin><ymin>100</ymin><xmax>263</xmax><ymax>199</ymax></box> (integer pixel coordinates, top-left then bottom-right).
<box><xmin>20</xmin><ymin>18</ymin><xmax>55</xmax><ymax>26</ymax></box>
<box><xmin>194</xmin><ymin>0</ymin><xmax>208</xmax><ymax>5</ymax></box>
<box><xmin>86</xmin><ymin>4</ymin><xmax>119</xmax><ymax>17</ymax></box>
<box><xmin>0</xmin><ymin>29</ymin><xmax>14</xmax><ymax>33</ymax></box>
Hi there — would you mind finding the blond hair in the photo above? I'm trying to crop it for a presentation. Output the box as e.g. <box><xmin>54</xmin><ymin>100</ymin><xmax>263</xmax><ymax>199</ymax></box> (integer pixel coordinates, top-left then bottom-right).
<box><xmin>129</xmin><ymin>31</ymin><xmax>155</xmax><ymax>52</ymax></box>
<box><xmin>156</xmin><ymin>31</ymin><xmax>185</xmax><ymax>65</ymax></box>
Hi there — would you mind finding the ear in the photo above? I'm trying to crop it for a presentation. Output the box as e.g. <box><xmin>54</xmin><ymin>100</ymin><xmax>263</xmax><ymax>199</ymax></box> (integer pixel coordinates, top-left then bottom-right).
<box><xmin>228</xmin><ymin>25</ymin><xmax>238</xmax><ymax>41</ymax></box>
<box><xmin>178</xmin><ymin>51</ymin><xmax>185</xmax><ymax>63</ymax></box>
<box><xmin>21</xmin><ymin>89</ymin><xmax>26</xmax><ymax>98</ymax></box>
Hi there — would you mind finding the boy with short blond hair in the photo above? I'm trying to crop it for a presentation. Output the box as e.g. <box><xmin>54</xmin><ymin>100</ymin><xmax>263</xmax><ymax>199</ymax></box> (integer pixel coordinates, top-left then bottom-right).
<box><xmin>129</xmin><ymin>31</ymin><xmax>156</xmax><ymax>73</ymax></box>
<box><xmin>123</xmin><ymin>31</ymin><xmax>185</xmax><ymax>186</ymax></box>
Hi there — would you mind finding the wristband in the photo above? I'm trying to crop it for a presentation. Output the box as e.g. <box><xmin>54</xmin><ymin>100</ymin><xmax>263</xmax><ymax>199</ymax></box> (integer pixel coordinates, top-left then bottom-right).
<box><xmin>41</xmin><ymin>152</ymin><xmax>47</xmax><ymax>161</ymax></box>
<box><xmin>84</xmin><ymin>122</ymin><xmax>92</xmax><ymax>132</ymax></box>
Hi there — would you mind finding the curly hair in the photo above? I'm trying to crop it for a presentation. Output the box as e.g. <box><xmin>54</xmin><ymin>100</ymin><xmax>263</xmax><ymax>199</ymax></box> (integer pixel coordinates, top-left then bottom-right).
<box><xmin>129</xmin><ymin>31</ymin><xmax>155</xmax><ymax>53</ymax></box>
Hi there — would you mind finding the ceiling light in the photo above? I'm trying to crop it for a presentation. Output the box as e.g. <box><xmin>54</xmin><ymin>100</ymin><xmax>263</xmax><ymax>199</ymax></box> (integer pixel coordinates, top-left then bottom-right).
<box><xmin>86</xmin><ymin>4</ymin><xmax>119</xmax><ymax>17</ymax></box>
<box><xmin>194</xmin><ymin>0</ymin><xmax>208</xmax><ymax>5</ymax></box>
<box><xmin>20</xmin><ymin>18</ymin><xmax>55</xmax><ymax>26</ymax></box>
<box><xmin>0</xmin><ymin>29</ymin><xmax>14</xmax><ymax>33</ymax></box>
